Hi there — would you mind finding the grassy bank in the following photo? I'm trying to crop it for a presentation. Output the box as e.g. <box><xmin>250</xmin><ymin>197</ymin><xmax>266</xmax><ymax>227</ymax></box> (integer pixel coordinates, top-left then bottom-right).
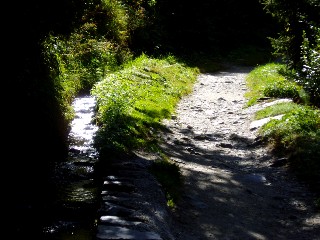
<box><xmin>91</xmin><ymin>53</ymin><xmax>199</xmax><ymax>206</ymax></box>
<box><xmin>245</xmin><ymin>63</ymin><xmax>320</xmax><ymax>199</ymax></box>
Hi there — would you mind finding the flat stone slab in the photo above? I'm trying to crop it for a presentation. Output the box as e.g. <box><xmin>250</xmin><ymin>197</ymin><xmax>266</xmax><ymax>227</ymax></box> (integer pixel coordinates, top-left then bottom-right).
<box><xmin>100</xmin><ymin>215</ymin><xmax>142</xmax><ymax>226</ymax></box>
<box><xmin>99</xmin><ymin>202</ymin><xmax>135</xmax><ymax>217</ymax></box>
<box><xmin>243</xmin><ymin>173</ymin><xmax>267</xmax><ymax>184</ymax></box>
<box><xmin>96</xmin><ymin>226</ymin><xmax>162</xmax><ymax>239</ymax></box>
<box><xmin>249</xmin><ymin>114</ymin><xmax>284</xmax><ymax>131</ymax></box>
<box><xmin>102</xmin><ymin>180</ymin><xmax>136</xmax><ymax>192</ymax></box>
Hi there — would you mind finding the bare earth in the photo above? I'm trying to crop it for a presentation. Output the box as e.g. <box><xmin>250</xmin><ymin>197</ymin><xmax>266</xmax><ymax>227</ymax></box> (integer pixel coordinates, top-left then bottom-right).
<box><xmin>157</xmin><ymin>65</ymin><xmax>320</xmax><ymax>240</ymax></box>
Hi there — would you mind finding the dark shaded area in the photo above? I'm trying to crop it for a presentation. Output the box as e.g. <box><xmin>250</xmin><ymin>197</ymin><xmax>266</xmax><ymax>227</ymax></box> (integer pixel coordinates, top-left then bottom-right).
<box><xmin>4</xmin><ymin>0</ymin><xmax>93</xmax><ymax>236</ymax></box>
<box><xmin>130</xmin><ymin>0</ymin><xmax>278</xmax><ymax>58</ymax></box>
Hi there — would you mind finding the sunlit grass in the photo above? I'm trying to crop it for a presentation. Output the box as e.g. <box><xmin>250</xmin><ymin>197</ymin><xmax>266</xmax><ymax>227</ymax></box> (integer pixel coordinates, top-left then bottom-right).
<box><xmin>91</xmin><ymin>53</ymin><xmax>200</xmax><ymax>206</ymax></box>
<box><xmin>259</xmin><ymin>107</ymin><xmax>320</xmax><ymax>183</ymax></box>
<box><xmin>246</xmin><ymin>62</ymin><xmax>320</xmax><ymax>193</ymax></box>
<box><xmin>245</xmin><ymin>62</ymin><xmax>290</xmax><ymax>106</ymax></box>
<box><xmin>254</xmin><ymin>101</ymin><xmax>301</xmax><ymax>120</ymax></box>
<box><xmin>91</xmin><ymin>54</ymin><xmax>199</xmax><ymax>156</ymax></box>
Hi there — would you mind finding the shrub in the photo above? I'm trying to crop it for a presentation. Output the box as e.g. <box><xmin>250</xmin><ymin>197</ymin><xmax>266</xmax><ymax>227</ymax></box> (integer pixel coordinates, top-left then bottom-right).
<box><xmin>295</xmin><ymin>27</ymin><xmax>320</xmax><ymax>106</ymax></box>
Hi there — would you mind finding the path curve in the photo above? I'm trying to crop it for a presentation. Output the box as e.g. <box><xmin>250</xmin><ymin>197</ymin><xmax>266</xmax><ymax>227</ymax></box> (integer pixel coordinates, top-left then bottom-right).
<box><xmin>159</xmin><ymin>65</ymin><xmax>320</xmax><ymax>240</ymax></box>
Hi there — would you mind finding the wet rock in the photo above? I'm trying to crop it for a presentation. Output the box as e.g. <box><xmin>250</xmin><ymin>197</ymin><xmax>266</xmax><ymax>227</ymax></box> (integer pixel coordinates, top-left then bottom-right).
<box><xmin>243</xmin><ymin>173</ymin><xmax>268</xmax><ymax>184</ymax></box>
<box><xmin>99</xmin><ymin>216</ymin><xmax>142</xmax><ymax>226</ymax></box>
<box><xmin>96</xmin><ymin>225</ymin><xmax>162</xmax><ymax>240</ymax></box>
<box><xmin>99</xmin><ymin>202</ymin><xmax>136</xmax><ymax>217</ymax></box>
<box><xmin>102</xmin><ymin>180</ymin><xmax>136</xmax><ymax>193</ymax></box>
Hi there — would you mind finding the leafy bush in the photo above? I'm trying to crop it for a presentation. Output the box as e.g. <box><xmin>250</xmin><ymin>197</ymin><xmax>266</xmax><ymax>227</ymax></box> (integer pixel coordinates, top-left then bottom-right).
<box><xmin>260</xmin><ymin>0</ymin><xmax>320</xmax><ymax>106</ymax></box>
<box><xmin>295</xmin><ymin>27</ymin><xmax>320</xmax><ymax>106</ymax></box>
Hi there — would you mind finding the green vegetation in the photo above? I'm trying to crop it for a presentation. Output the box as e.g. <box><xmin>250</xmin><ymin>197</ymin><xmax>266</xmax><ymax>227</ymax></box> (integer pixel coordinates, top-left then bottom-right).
<box><xmin>254</xmin><ymin>101</ymin><xmax>301</xmax><ymax>120</ymax></box>
<box><xmin>10</xmin><ymin>0</ymin><xmax>277</xmax><ymax>164</ymax></box>
<box><xmin>90</xmin><ymin>54</ymin><xmax>199</xmax><ymax>206</ymax></box>
<box><xmin>245</xmin><ymin>63</ymin><xmax>320</xmax><ymax>193</ymax></box>
<box><xmin>248</xmin><ymin>0</ymin><xmax>320</xmax><ymax>196</ymax></box>
<box><xmin>245</xmin><ymin>63</ymin><xmax>306</xmax><ymax>106</ymax></box>
<box><xmin>91</xmin><ymin>54</ymin><xmax>199</xmax><ymax>155</ymax></box>
<box><xmin>25</xmin><ymin>0</ymin><xmax>278</xmax><ymax>208</ymax></box>
<box><xmin>261</xmin><ymin>0</ymin><xmax>320</xmax><ymax>106</ymax></box>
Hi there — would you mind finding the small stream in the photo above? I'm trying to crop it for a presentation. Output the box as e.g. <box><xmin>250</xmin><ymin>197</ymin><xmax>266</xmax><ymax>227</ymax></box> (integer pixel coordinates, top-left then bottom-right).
<box><xmin>41</xmin><ymin>95</ymin><xmax>100</xmax><ymax>239</ymax></box>
<box><xmin>68</xmin><ymin>95</ymin><xmax>98</xmax><ymax>158</ymax></box>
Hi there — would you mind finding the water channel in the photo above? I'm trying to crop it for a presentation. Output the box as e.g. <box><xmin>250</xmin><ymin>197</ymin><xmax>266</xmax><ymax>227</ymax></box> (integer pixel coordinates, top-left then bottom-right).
<box><xmin>17</xmin><ymin>95</ymin><xmax>100</xmax><ymax>239</ymax></box>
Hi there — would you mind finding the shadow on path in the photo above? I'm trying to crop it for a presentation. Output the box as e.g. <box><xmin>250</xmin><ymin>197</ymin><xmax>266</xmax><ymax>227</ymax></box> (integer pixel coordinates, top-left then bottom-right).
<box><xmin>159</xmin><ymin>67</ymin><xmax>320</xmax><ymax>240</ymax></box>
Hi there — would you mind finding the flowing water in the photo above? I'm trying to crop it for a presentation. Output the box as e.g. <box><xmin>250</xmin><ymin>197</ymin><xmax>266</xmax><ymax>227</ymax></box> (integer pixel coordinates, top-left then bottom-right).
<box><xmin>41</xmin><ymin>95</ymin><xmax>100</xmax><ymax>239</ymax></box>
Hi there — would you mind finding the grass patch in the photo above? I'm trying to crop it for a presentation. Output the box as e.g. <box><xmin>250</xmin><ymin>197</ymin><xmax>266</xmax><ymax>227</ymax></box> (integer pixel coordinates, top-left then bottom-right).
<box><xmin>244</xmin><ymin>62</ymin><xmax>305</xmax><ymax>106</ymax></box>
<box><xmin>91</xmin><ymin>54</ymin><xmax>199</xmax><ymax>157</ymax></box>
<box><xmin>259</xmin><ymin>107</ymin><xmax>320</xmax><ymax>186</ymax></box>
<box><xmin>246</xmin><ymin>62</ymin><xmax>320</xmax><ymax>194</ymax></box>
<box><xmin>254</xmin><ymin>101</ymin><xmax>301</xmax><ymax>120</ymax></box>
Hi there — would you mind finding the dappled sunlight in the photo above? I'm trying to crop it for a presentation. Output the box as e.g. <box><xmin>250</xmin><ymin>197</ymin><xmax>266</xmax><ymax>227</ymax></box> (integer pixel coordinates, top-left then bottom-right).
<box><xmin>160</xmin><ymin>67</ymin><xmax>320</xmax><ymax>239</ymax></box>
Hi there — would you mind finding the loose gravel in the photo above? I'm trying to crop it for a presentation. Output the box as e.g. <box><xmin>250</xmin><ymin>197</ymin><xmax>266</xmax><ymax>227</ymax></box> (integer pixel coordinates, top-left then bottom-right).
<box><xmin>158</xmin><ymin>65</ymin><xmax>320</xmax><ymax>240</ymax></box>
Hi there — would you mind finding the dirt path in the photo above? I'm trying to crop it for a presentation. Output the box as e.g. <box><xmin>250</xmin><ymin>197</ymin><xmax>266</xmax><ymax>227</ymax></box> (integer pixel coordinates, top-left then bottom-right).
<box><xmin>158</xmin><ymin>65</ymin><xmax>320</xmax><ymax>240</ymax></box>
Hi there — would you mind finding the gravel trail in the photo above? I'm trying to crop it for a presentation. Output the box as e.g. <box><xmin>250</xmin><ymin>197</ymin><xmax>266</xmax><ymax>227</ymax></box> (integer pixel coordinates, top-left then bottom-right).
<box><xmin>159</xmin><ymin>65</ymin><xmax>320</xmax><ymax>240</ymax></box>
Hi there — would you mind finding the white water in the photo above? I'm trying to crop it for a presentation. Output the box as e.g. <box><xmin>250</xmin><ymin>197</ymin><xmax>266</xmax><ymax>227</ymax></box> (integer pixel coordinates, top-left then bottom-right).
<box><xmin>68</xmin><ymin>95</ymin><xmax>98</xmax><ymax>158</ymax></box>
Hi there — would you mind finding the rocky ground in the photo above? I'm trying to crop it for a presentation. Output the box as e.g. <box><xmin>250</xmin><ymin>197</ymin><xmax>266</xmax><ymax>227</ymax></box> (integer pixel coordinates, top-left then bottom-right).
<box><xmin>95</xmin><ymin>64</ymin><xmax>320</xmax><ymax>240</ymax></box>
<box><xmin>157</xmin><ymin>64</ymin><xmax>320</xmax><ymax>240</ymax></box>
